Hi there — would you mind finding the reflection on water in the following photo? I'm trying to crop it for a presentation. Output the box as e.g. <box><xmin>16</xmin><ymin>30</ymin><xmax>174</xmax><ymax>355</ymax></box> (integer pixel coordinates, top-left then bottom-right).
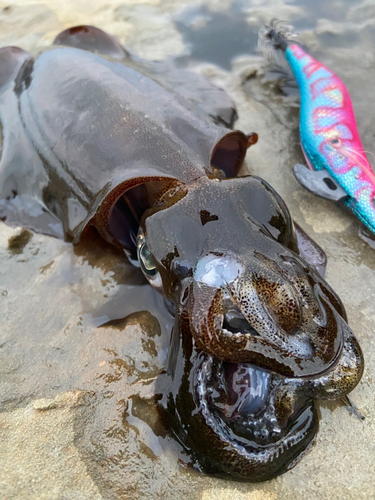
<box><xmin>174</xmin><ymin>3</ymin><xmax>258</xmax><ymax>69</ymax></box>
<box><xmin>285</xmin><ymin>0</ymin><xmax>363</xmax><ymax>24</ymax></box>
<box><xmin>173</xmin><ymin>0</ymin><xmax>366</xmax><ymax>69</ymax></box>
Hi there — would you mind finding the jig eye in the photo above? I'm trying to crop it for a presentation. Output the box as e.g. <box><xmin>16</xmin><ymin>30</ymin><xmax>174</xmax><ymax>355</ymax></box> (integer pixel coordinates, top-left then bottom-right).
<box><xmin>329</xmin><ymin>138</ymin><xmax>341</xmax><ymax>148</ymax></box>
<box><xmin>136</xmin><ymin>231</ymin><xmax>163</xmax><ymax>291</ymax></box>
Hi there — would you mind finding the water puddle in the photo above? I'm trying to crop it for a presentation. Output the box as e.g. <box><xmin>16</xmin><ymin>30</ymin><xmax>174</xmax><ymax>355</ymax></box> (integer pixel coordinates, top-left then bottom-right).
<box><xmin>174</xmin><ymin>3</ymin><xmax>259</xmax><ymax>69</ymax></box>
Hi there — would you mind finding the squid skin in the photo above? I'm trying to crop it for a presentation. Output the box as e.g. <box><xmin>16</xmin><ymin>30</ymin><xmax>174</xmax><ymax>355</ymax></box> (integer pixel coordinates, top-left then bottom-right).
<box><xmin>0</xmin><ymin>25</ymin><xmax>364</xmax><ymax>481</ymax></box>
<box><xmin>149</xmin><ymin>175</ymin><xmax>363</xmax><ymax>480</ymax></box>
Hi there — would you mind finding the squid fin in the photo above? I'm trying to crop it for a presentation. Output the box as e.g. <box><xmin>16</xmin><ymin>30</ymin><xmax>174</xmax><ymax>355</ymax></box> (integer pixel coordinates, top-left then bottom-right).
<box><xmin>53</xmin><ymin>25</ymin><xmax>129</xmax><ymax>60</ymax></box>
<box><xmin>0</xmin><ymin>46</ymin><xmax>33</xmax><ymax>93</ymax></box>
<box><xmin>141</xmin><ymin>59</ymin><xmax>237</xmax><ymax>128</ymax></box>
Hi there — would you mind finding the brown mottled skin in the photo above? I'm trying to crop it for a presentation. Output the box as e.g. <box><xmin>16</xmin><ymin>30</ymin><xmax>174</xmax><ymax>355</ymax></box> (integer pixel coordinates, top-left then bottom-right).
<box><xmin>0</xmin><ymin>26</ymin><xmax>364</xmax><ymax>481</ymax></box>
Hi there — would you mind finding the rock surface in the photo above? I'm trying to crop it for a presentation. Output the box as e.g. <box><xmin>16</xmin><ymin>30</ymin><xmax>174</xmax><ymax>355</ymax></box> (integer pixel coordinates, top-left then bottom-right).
<box><xmin>1</xmin><ymin>0</ymin><xmax>375</xmax><ymax>499</ymax></box>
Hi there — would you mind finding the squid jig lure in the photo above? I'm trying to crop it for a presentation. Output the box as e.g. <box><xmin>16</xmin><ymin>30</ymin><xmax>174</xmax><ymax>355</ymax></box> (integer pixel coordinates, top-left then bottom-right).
<box><xmin>260</xmin><ymin>21</ymin><xmax>375</xmax><ymax>235</ymax></box>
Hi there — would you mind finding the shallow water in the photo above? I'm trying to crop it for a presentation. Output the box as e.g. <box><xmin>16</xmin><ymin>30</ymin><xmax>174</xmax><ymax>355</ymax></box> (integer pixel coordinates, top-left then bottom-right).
<box><xmin>1</xmin><ymin>0</ymin><xmax>375</xmax><ymax>499</ymax></box>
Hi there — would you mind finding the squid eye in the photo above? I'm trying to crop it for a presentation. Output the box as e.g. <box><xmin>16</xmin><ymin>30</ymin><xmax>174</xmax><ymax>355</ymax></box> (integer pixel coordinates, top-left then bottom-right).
<box><xmin>136</xmin><ymin>231</ymin><xmax>163</xmax><ymax>292</ymax></box>
<box><xmin>137</xmin><ymin>234</ymin><xmax>157</xmax><ymax>277</ymax></box>
<box><xmin>138</xmin><ymin>240</ymin><xmax>157</xmax><ymax>276</ymax></box>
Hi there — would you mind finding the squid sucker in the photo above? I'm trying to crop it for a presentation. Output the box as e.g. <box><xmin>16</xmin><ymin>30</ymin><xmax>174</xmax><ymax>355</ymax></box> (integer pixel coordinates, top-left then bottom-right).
<box><xmin>0</xmin><ymin>25</ymin><xmax>364</xmax><ymax>482</ymax></box>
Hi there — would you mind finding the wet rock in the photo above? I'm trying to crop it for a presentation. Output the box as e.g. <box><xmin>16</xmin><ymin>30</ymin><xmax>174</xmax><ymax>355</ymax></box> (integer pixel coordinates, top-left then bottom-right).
<box><xmin>0</xmin><ymin>3</ymin><xmax>62</xmax><ymax>50</ymax></box>
<box><xmin>0</xmin><ymin>391</ymin><xmax>102</xmax><ymax>500</ymax></box>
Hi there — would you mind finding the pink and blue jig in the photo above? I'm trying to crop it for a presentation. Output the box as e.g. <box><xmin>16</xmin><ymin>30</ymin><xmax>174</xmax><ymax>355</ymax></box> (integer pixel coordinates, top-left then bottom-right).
<box><xmin>260</xmin><ymin>21</ymin><xmax>375</xmax><ymax>234</ymax></box>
